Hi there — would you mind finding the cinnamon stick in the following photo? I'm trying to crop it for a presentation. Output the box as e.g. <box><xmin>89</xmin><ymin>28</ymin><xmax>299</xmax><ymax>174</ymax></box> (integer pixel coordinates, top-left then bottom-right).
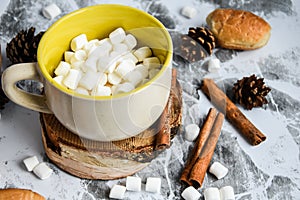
<box><xmin>180</xmin><ymin>108</ymin><xmax>217</xmax><ymax>185</ymax></box>
<box><xmin>201</xmin><ymin>78</ymin><xmax>266</xmax><ymax>145</ymax></box>
<box><xmin>189</xmin><ymin>112</ymin><xmax>224</xmax><ymax>188</ymax></box>
<box><xmin>155</xmin><ymin>69</ymin><xmax>177</xmax><ymax>150</ymax></box>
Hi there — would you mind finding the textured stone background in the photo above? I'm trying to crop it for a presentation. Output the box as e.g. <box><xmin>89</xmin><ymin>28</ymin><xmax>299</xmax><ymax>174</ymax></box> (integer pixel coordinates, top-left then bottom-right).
<box><xmin>1</xmin><ymin>0</ymin><xmax>300</xmax><ymax>199</ymax></box>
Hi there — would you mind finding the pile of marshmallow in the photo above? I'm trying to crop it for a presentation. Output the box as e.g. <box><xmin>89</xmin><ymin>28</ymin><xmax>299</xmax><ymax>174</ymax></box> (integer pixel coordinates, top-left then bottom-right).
<box><xmin>23</xmin><ymin>156</ymin><xmax>53</xmax><ymax>180</ymax></box>
<box><xmin>53</xmin><ymin>27</ymin><xmax>162</xmax><ymax>96</ymax></box>
<box><xmin>109</xmin><ymin>176</ymin><xmax>161</xmax><ymax>199</ymax></box>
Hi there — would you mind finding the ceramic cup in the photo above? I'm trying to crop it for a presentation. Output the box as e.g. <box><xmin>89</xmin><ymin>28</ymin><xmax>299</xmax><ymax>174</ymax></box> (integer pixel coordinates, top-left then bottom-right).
<box><xmin>1</xmin><ymin>4</ymin><xmax>173</xmax><ymax>141</ymax></box>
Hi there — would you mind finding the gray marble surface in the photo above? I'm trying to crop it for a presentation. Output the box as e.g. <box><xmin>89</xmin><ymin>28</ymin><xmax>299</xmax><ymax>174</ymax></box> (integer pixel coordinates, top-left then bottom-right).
<box><xmin>1</xmin><ymin>0</ymin><xmax>300</xmax><ymax>199</ymax></box>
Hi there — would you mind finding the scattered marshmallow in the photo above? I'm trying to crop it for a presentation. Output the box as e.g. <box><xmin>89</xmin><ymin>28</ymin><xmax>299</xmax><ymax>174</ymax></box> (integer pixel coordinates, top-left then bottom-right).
<box><xmin>33</xmin><ymin>162</ymin><xmax>53</xmax><ymax>180</ymax></box>
<box><xmin>145</xmin><ymin>177</ymin><xmax>161</xmax><ymax>193</ymax></box>
<box><xmin>220</xmin><ymin>186</ymin><xmax>235</xmax><ymax>200</ymax></box>
<box><xmin>126</xmin><ymin>176</ymin><xmax>142</xmax><ymax>192</ymax></box>
<box><xmin>181</xmin><ymin>186</ymin><xmax>201</xmax><ymax>200</ymax></box>
<box><xmin>184</xmin><ymin>123</ymin><xmax>200</xmax><ymax>142</ymax></box>
<box><xmin>209</xmin><ymin>162</ymin><xmax>229</xmax><ymax>180</ymax></box>
<box><xmin>23</xmin><ymin>156</ymin><xmax>39</xmax><ymax>172</ymax></box>
<box><xmin>109</xmin><ymin>184</ymin><xmax>126</xmax><ymax>199</ymax></box>
<box><xmin>204</xmin><ymin>187</ymin><xmax>220</xmax><ymax>200</ymax></box>
<box><xmin>42</xmin><ymin>3</ymin><xmax>61</xmax><ymax>19</ymax></box>
<box><xmin>181</xmin><ymin>6</ymin><xmax>197</xmax><ymax>19</ymax></box>
<box><xmin>208</xmin><ymin>58</ymin><xmax>221</xmax><ymax>73</ymax></box>
<box><xmin>71</xmin><ymin>34</ymin><xmax>88</xmax><ymax>51</ymax></box>
<box><xmin>109</xmin><ymin>27</ymin><xmax>126</xmax><ymax>44</ymax></box>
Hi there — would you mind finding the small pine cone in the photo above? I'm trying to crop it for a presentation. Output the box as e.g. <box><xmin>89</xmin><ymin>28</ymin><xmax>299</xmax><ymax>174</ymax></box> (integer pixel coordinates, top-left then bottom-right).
<box><xmin>6</xmin><ymin>27</ymin><xmax>44</xmax><ymax>64</ymax></box>
<box><xmin>188</xmin><ymin>27</ymin><xmax>216</xmax><ymax>55</ymax></box>
<box><xmin>179</xmin><ymin>35</ymin><xmax>208</xmax><ymax>62</ymax></box>
<box><xmin>233</xmin><ymin>74</ymin><xmax>271</xmax><ymax>110</ymax></box>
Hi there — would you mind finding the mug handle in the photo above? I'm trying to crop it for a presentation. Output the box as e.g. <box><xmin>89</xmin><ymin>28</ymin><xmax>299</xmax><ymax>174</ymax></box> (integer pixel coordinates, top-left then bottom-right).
<box><xmin>1</xmin><ymin>62</ymin><xmax>52</xmax><ymax>113</ymax></box>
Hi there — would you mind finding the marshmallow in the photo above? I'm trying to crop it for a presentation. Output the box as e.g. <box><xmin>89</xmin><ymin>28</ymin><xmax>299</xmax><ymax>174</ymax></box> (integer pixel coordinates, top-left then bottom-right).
<box><xmin>71</xmin><ymin>34</ymin><xmax>88</xmax><ymax>51</ymax></box>
<box><xmin>181</xmin><ymin>186</ymin><xmax>201</xmax><ymax>200</ymax></box>
<box><xmin>148</xmin><ymin>68</ymin><xmax>160</xmax><ymax>79</ymax></box>
<box><xmin>209</xmin><ymin>162</ymin><xmax>228</xmax><ymax>180</ymax></box>
<box><xmin>75</xmin><ymin>87</ymin><xmax>89</xmax><ymax>95</ymax></box>
<box><xmin>134</xmin><ymin>64</ymin><xmax>149</xmax><ymax>78</ymax></box>
<box><xmin>84</xmin><ymin>56</ymin><xmax>98</xmax><ymax>72</ymax></box>
<box><xmin>124</xmin><ymin>70</ymin><xmax>143</xmax><ymax>87</ymax></box>
<box><xmin>79</xmin><ymin>70</ymin><xmax>100</xmax><ymax>90</ymax></box>
<box><xmin>53</xmin><ymin>75</ymin><xmax>64</xmax><ymax>85</ymax></box>
<box><xmin>185</xmin><ymin>123</ymin><xmax>200</xmax><ymax>142</ymax></box>
<box><xmin>97</xmin><ymin>55</ymin><xmax>114</xmax><ymax>73</ymax></box>
<box><xmin>33</xmin><ymin>162</ymin><xmax>53</xmax><ymax>180</ymax></box>
<box><xmin>109</xmin><ymin>27</ymin><xmax>126</xmax><ymax>44</ymax></box>
<box><xmin>115</xmin><ymin>59</ymin><xmax>135</xmax><ymax>78</ymax></box>
<box><xmin>113</xmin><ymin>43</ymin><xmax>129</xmax><ymax>54</ymax></box>
<box><xmin>90</xmin><ymin>39</ymin><xmax>112</xmax><ymax>58</ymax></box>
<box><xmin>43</xmin><ymin>3</ymin><xmax>61</xmax><ymax>19</ymax></box>
<box><xmin>64</xmin><ymin>51</ymin><xmax>74</xmax><ymax>63</ymax></box>
<box><xmin>109</xmin><ymin>184</ymin><xmax>126</xmax><ymax>199</ymax></box>
<box><xmin>145</xmin><ymin>177</ymin><xmax>161</xmax><ymax>193</ymax></box>
<box><xmin>63</xmin><ymin>69</ymin><xmax>81</xmax><ymax>90</ymax></box>
<box><xmin>74</xmin><ymin>50</ymin><xmax>87</xmax><ymax>61</ymax></box>
<box><xmin>108</xmin><ymin>72</ymin><xmax>122</xmax><ymax>85</ymax></box>
<box><xmin>113</xmin><ymin>82</ymin><xmax>135</xmax><ymax>95</ymax></box>
<box><xmin>123</xmin><ymin>34</ymin><xmax>137</xmax><ymax>50</ymax></box>
<box><xmin>181</xmin><ymin>6</ymin><xmax>197</xmax><ymax>19</ymax></box>
<box><xmin>134</xmin><ymin>46</ymin><xmax>152</xmax><ymax>62</ymax></box>
<box><xmin>204</xmin><ymin>187</ymin><xmax>220</xmax><ymax>200</ymax></box>
<box><xmin>143</xmin><ymin>57</ymin><xmax>160</xmax><ymax>69</ymax></box>
<box><xmin>220</xmin><ymin>186</ymin><xmax>235</xmax><ymax>200</ymax></box>
<box><xmin>126</xmin><ymin>176</ymin><xmax>142</xmax><ymax>192</ymax></box>
<box><xmin>54</xmin><ymin>61</ymin><xmax>71</xmax><ymax>76</ymax></box>
<box><xmin>96</xmin><ymin>72</ymin><xmax>108</xmax><ymax>86</ymax></box>
<box><xmin>71</xmin><ymin>61</ymin><xmax>85</xmax><ymax>70</ymax></box>
<box><xmin>92</xmin><ymin>85</ymin><xmax>111</xmax><ymax>96</ymax></box>
<box><xmin>208</xmin><ymin>58</ymin><xmax>221</xmax><ymax>73</ymax></box>
<box><xmin>23</xmin><ymin>156</ymin><xmax>39</xmax><ymax>172</ymax></box>
<box><xmin>83</xmin><ymin>39</ymin><xmax>100</xmax><ymax>54</ymax></box>
<box><xmin>121</xmin><ymin>52</ymin><xmax>138</xmax><ymax>64</ymax></box>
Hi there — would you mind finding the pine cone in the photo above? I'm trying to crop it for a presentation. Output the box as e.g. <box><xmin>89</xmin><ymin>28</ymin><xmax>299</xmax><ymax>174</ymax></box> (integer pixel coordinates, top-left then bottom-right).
<box><xmin>188</xmin><ymin>27</ymin><xmax>216</xmax><ymax>55</ymax></box>
<box><xmin>233</xmin><ymin>74</ymin><xmax>271</xmax><ymax>110</ymax></box>
<box><xmin>179</xmin><ymin>35</ymin><xmax>207</xmax><ymax>62</ymax></box>
<box><xmin>6</xmin><ymin>27</ymin><xmax>44</xmax><ymax>64</ymax></box>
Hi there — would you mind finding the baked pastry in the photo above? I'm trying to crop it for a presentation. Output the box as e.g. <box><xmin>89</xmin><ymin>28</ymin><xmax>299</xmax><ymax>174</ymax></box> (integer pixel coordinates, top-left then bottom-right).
<box><xmin>206</xmin><ymin>8</ymin><xmax>271</xmax><ymax>50</ymax></box>
<box><xmin>0</xmin><ymin>188</ymin><xmax>45</xmax><ymax>200</ymax></box>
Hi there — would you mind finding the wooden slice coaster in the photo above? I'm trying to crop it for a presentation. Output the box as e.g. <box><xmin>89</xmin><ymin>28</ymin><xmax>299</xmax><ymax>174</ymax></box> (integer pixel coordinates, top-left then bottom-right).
<box><xmin>41</xmin><ymin>77</ymin><xmax>182</xmax><ymax>180</ymax></box>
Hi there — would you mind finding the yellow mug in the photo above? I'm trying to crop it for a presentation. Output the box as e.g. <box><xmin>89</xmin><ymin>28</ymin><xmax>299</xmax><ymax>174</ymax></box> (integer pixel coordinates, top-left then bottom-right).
<box><xmin>1</xmin><ymin>4</ymin><xmax>173</xmax><ymax>141</ymax></box>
